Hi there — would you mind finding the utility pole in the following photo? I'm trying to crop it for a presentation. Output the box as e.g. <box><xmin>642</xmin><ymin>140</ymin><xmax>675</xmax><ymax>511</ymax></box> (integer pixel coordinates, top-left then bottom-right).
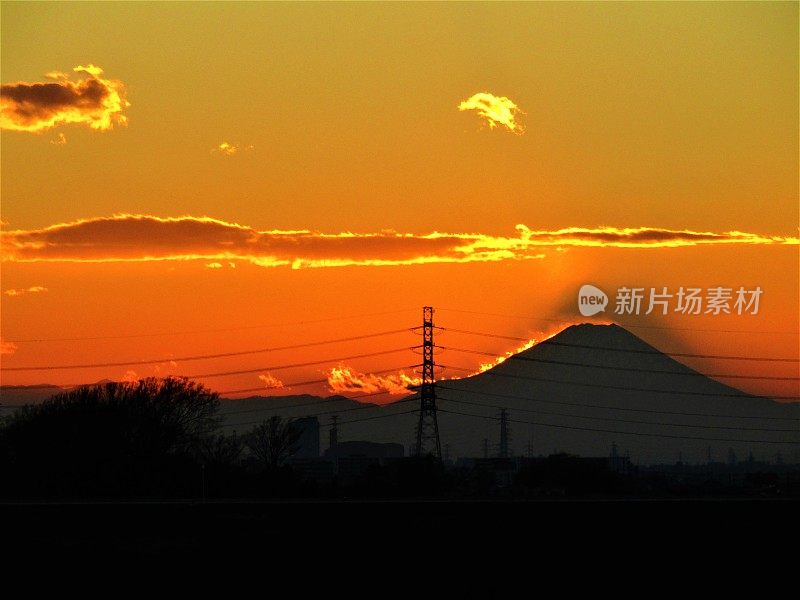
<box><xmin>499</xmin><ymin>408</ymin><xmax>510</xmax><ymax>458</ymax></box>
<box><xmin>414</xmin><ymin>306</ymin><xmax>441</xmax><ymax>458</ymax></box>
<box><xmin>482</xmin><ymin>438</ymin><xmax>489</xmax><ymax>459</ymax></box>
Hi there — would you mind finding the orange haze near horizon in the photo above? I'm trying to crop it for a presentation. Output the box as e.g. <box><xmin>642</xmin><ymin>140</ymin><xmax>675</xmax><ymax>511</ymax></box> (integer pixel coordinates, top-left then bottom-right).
<box><xmin>1</xmin><ymin>3</ymin><xmax>798</xmax><ymax>403</ymax></box>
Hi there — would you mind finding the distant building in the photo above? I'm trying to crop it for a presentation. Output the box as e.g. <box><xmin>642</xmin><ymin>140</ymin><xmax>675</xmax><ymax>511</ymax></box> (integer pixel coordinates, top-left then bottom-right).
<box><xmin>324</xmin><ymin>440</ymin><xmax>404</xmax><ymax>482</ymax></box>
<box><xmin>292</xmin><ymin>416</ymin><xmax>320</xmax><ymax>459</ymax></box>
<box><xmin>608</xmin><ymin>454</ymin><xmax>632</xmax><ymax>475</ymax></box>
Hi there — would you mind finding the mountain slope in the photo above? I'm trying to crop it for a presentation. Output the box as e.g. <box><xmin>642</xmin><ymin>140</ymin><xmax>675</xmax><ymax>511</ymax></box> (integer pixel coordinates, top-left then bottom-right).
<box><xmin>233</xmin><ymin>324</ymin><xmax>799</xmax><ymax>463</ymax></box>
<box><xmin>432</xmin><ymin>324</ymin><xmax>799</xmax><ymax>463</ymax></box>
<box><xmin>0</xmin><ymin>384</ymin><xmax>66</xmax><ymax>409</ymax></box>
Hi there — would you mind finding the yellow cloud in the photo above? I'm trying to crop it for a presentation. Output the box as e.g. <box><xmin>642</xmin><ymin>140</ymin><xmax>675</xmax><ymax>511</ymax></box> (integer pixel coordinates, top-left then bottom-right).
<box><xmin>258</xmin><ymin>373</ymin><xmax>286</xmax><ymax>389</ymax></box>
<box><xmin>458</xmin><ymin>92</ymin><xmax>524</xmax><ymax>133</ymax></box>
<box><xmin>1</xmin><ymin>65</ymin><xmax>129</xmax><ymax>132</ymax></box>
<box><xmin>326</xmin><ymin>366</ymin><xmax>419</xmax><ymax>396</ymax></box>
<box><xmin>3</xmin><ymin>285</ymin><xmax>48</xmax><ymax>297</ymax></box>
<box><xmin>216</xmin><ymin>142</ymin><xmax>237</xmax><ymax>156</ymax></box>
<box><xmin>213</xmin><ymin>142</ymin><xmax>254</xmax><ymax>156</ymax></box>
<box><xmin>121</xmin><ymin>370</ymin><xmax>139</xmax><ymax>383</ymax></box>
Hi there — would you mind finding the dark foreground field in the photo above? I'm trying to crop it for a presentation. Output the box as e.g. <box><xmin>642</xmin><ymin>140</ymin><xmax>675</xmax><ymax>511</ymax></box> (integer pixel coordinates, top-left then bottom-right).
<box><xmin>3</xmin><ymin>498</ymin><xmax>798</xmax><ymax>567</ymax></box>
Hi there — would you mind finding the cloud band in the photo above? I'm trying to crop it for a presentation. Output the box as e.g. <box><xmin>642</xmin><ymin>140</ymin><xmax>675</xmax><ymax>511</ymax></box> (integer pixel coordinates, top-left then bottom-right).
<box><xmin>1</xmin><ymin>215</ymin><xmax>796</xmax><ymax>270</ymax></box>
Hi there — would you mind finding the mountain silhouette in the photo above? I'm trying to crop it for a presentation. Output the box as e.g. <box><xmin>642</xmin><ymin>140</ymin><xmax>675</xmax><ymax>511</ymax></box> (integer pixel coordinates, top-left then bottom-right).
<box><xmin>217</xmin><ymin>393</ymin><xmax>378</xmax><ymax>434</ymax></box>
<box><xmin>0</xmin><ymin>384</ymin><xmax>65</xmax><ymax>408</ymax></box>
<box><xmin>0</xmin><ymin>379</ymin><xmax>120</xmax><ymax>408</ymax></box>
<box><xmin>222</xmin><ymin>324</ymin><xmax>799</xmax><ymax>464</ymax></box>
<box><xmin>431</xmin><ymin>324</ymin><xmax>799</xmax><ymax>463</ymax></box>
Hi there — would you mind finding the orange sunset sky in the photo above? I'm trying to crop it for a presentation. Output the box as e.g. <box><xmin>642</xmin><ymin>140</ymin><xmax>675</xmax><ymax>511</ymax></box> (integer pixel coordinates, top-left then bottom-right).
<box><xmin>1</xmin><ymin>2</ymin><xmax>798</xmax><ymax>402</ymax></box>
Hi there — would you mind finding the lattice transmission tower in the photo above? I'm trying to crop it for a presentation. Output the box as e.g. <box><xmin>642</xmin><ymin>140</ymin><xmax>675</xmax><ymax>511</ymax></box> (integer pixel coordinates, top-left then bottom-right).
<box><xmin>414</xmin><ymin>306</ymin><xmax>441</xmax><ymax>458</ymax></box>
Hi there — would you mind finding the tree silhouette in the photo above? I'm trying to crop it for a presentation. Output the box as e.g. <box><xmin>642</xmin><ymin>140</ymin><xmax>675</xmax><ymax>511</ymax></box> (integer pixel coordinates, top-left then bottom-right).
<box><xmin>199</xmin><ymin>433</ymin><xmax>243</xmax><ymax>466</ymax></box>
<box><xmin>245</xmin><ymin>416</ymin><xmax>302</xmax><ymax>469</ymax></box>
<box><xmin>0</xmin><ymin>377</ymin><xmax>221</xmax><ymax>497</ymax></box>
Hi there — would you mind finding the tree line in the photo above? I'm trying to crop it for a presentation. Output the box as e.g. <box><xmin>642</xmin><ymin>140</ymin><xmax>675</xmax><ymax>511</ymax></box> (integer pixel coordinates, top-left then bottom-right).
<box><xmin>0</xmin><ymin>377</ymin><xmax>306</xmax><ymax>498</ymax></box>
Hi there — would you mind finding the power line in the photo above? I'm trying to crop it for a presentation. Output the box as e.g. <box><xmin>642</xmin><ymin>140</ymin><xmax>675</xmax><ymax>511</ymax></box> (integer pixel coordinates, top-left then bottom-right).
<box><xmin>441</xmin><ymin>346</ymin><xmax>800</xmax><ymax>381</ymax></box>
<box><xmin>436</xmin><ymin>327</ymin><xmax>534</xmax><ymax>341</ymax></box>
<box><xmin>1</xmin><ymin>378</ymin><xmax>419</xmax><ymax>422</ymax></box>
<box><xmin>436</xmin><ymin>307</ymin><xmax>800</xmax><ymax>335</ymax></box>
<box><xmin>441</xmin><ymin>327</ymin><xmax>800</xmax><ymax>362</ymax></box>
<box><xmin>0</xmin><ymin>384</ymin><xmax>76</xmax><ymax>391</ymax></box>
<box><xmin>185</xmin><ymin>348</ymin><xmax>411</xmax><ymax>380</ymax></box>
<box><xmin>437</xmin><ymin>408</ymin><xmax>799</xmax><ymax>445</ymax></box>
<box><xmin>443</xmin><ymin>366</ymin><xmax>800</xmax><ymax>401</ymax></box>
<box><xmin>10</xmin><ymin>353</ymin><xmax>793</xmax><ymax>406</ymax></box>
<box><xmin>217</xmin><ymin>378</ymin><xmax>329</xmax><ymax>396</ymax></box>
<box><xmin>0</xmin><ymin>363</ymin><xmax>425</xmax><ymax>394</ymax></box>
<box><xmin>436</xmin><ymin>384</ymin><xmax>800</xmax><ymax>422</ymax></box>
<box><xmin>219</xmin><ymin>385</ymin><xmax>418</xmax><ymax>418</ymax></box>
<box><xmin>542</xmin><ymin>340</ymin><xmax>800</xmax><ymax>363</ymax></box>
<box><xmin>221</xmin><ymin>393</ymin><xmax>418</xmax><ymax>419</ymax></box>
<box><xmin>1</xmin><ymin>378</ymin><xmax>418</xmax><ymax>428</ymax></box>
<box><xmin>3</xmin><ymin>308</ymin><xmax>417</xmax><ymax>343</ymax></box>
<box><xmin>214</xmin><ymin>364</ymin><xmax>419</xmax><ymax>396</ymax></box>
<box><xmin>437</xmin><ymin>362</ymin><xmax>800</xmax><ymax>402</ymax></box>
<box><xmin>1</xmin><ymin>329</ymin><xmax>413</xmax><ymax>372</ymax></box>
<box><xmin>224</xmin><ymin>406</ymin><xmax>418</xmax><ymax>430</ymax></box>
<box><xmin>435</xmin><ymin>395</ymin><xmax>800</xmax><ymax>433</ymax></box>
